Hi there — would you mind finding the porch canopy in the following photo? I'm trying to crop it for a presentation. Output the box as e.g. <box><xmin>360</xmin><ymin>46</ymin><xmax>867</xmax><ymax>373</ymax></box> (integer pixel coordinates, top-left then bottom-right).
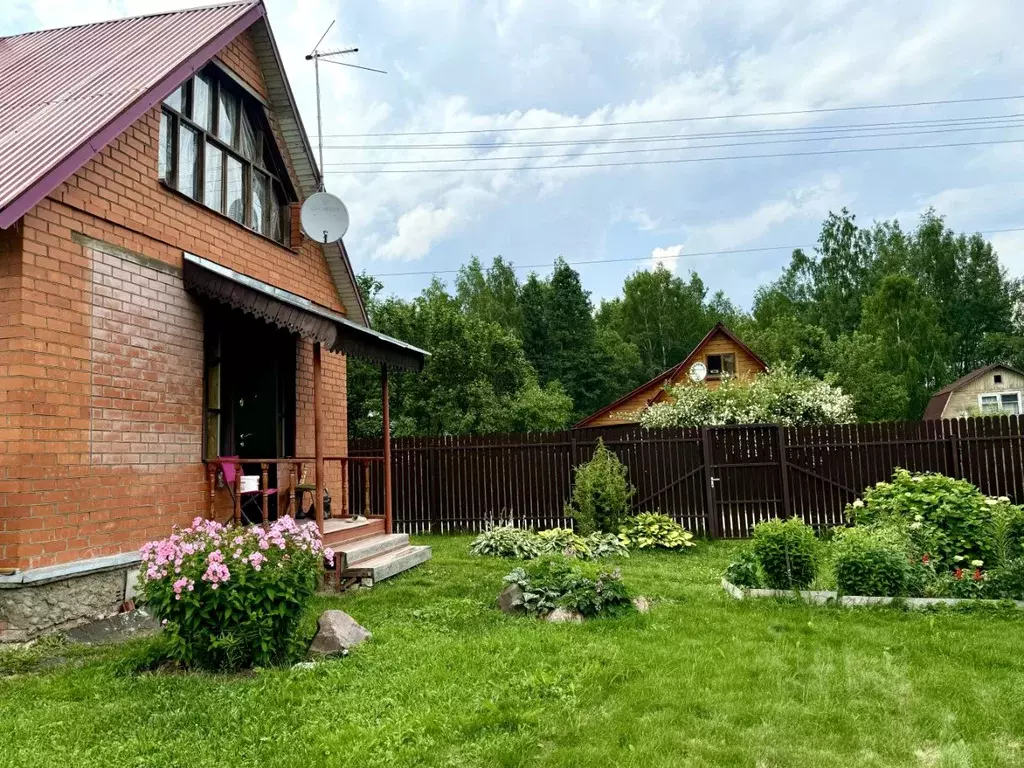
<box><xmin>182</xmin><ymin>252</ymin><xmax>429</xmax><ymax>533</ymax></box>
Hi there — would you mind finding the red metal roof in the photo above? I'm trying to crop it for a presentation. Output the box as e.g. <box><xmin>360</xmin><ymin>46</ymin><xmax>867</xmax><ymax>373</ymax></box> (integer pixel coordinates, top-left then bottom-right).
<box><xmin>0</xmin><ymin>1</ymin><xmax>262</xmax><ymax>228</ymax></box>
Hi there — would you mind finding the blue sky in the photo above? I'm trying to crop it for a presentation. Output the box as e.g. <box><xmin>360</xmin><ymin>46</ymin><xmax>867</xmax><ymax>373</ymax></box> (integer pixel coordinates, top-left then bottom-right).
<box><xmin>7</xmin><ymin>0</ymin><xmax>1024</xmax><ymax>309</ymax></box>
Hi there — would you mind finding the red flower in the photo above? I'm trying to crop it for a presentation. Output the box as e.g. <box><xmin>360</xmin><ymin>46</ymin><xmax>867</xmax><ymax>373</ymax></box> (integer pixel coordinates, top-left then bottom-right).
<box><xmin>922</xmin><ymin>554</ymin><xmax>930</xmax><ymax>564</ymax></box>
<box><xmin>973</xmin><ymin>568</ymin><xmax>983</xmax><ymax>582</ymax></box>
<box><xmin>954</xmin><ymin>568</ymin><xmax>964</xmax><ymax>580</ymax></box>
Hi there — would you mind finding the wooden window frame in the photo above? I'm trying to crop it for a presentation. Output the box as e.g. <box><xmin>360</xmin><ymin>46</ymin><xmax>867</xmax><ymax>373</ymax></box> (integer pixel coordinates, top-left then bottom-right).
<box><xmin>160</xmin><ymin>65</ymin><xmax>291</xmax><ymax>245</ymax></box>
<box><xmin>978</xmin><ymin>391</ymin><xmax>1021</xmax><ymax>415</ymax></box>
<box><xmin>705</xmin><ymin>353</ymin><xmax>735</xmax><ymax>379</ymax></box>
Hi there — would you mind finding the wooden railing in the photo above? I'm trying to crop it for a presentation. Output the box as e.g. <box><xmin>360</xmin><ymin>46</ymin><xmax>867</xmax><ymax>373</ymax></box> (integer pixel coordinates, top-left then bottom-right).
<box><xmin>205</xmin><ymin>456</ymin><xmax>385</xmax><ymax>533</ymax></box>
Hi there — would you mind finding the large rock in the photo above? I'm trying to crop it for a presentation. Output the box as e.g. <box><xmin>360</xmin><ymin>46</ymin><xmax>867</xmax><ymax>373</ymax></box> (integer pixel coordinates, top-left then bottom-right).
<box><xmin>309</xmin><ymin>610</ymin><xmax>371</xmax><ymax>655</ymax></box>
<box><xmin>545</xmin><ymin>607</ymin><xmax>583</xmax><ymax>623</ymax></box>
<box><xmin>497</xmin><ymin>584</ymin><xmax>525</xmax><ymax>615</ymax></box>
<box><xmin>632</xmin><ymin>596</ymin><xmax>651</xmax><ymax>614</ymax></box>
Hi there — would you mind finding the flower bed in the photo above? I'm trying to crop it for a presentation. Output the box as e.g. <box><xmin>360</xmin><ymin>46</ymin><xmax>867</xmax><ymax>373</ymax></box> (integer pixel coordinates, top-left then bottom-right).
<box><xmin>721</xmin><ymin>578</ymin><xmax>1024</xmax><ymax>610</ymax></box>
<box><xmin>722</xmin><ymin>470</ymin><xmax>1024</xmax><ymax>605</ymax></box>
<box><xmin>139</xmin><ymin>516</ymin><xmax>334</xmax><ymax>670</ymax></box>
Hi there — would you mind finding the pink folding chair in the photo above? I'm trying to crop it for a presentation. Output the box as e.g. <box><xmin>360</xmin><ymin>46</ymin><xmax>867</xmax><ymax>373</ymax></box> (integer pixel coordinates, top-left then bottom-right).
<box><xmin>215</xmin><ymin>456</ymin><xmax>277</xmax><ymax>524</ymax></box>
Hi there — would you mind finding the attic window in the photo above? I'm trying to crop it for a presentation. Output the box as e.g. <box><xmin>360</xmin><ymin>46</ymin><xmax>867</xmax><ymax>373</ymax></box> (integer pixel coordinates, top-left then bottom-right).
<box><xmin>706</xmin><ymin>353</ymin><xmax>736</xmax><ymax>378</ymax></box>
<box><xmin>158</xmin><ymin>65</ymin><xmax>292</xmax><ymax>245</ymax></box>
<box><xmin>994</xmin><ymin>374</ymin><xmax>1003</xmax><ymax>384</ymax></box>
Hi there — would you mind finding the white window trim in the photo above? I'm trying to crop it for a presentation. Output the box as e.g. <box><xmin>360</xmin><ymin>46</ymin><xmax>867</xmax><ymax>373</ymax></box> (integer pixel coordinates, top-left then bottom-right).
<box><xmin>978</xmin><ymin>391</ymin><xmax>1022</xmax><ymax>414</ymax></box>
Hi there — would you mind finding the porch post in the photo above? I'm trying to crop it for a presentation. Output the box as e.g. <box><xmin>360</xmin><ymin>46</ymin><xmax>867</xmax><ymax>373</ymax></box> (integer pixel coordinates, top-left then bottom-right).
<box><xmin>313</xmin><ymin>342</ymin><xmax>325</xmax><ymax>535</ymax></box>
<box><xmin>381</xmin><ymin>364</ymin><xmax>393</xmax><ymax>534</ymax></box>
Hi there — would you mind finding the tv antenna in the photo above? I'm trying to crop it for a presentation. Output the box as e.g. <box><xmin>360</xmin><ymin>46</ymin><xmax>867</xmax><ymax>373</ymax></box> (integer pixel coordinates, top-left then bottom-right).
<box><xmin>305</xmin><ymin>21</ymin><xmax>387</xmax><ymax>189</ymax></box>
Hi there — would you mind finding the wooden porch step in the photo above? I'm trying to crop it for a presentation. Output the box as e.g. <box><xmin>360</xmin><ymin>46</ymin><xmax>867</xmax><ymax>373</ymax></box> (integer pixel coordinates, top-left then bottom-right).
<box><xmin>334</xmin><ymin>533</ymin><xmax>409</xmax><ymax>564</ymax></box>
<box><xmin>342</xmin><ymin>544</ymin><xmax>432</xmax><ymax>586</ymax></box>
<box><xmin>321</xmin><ymin>517</ymin><xmax>385</xmax><ymax>548</ymax></box>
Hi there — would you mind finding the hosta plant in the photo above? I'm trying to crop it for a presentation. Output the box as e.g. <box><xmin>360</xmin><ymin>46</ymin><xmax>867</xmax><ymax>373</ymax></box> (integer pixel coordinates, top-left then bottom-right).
<box><xmin>469</xmin><ymin>525</ymin><xmax>542</xmax><ymax>559</ymax></box>
<box><xmin>139</xmin><ymin>516</ymin><xmax>333</xmax><ymax>671</ymax></box>
<box><xmin>536</xmin><ymin>528</ymin><xmax>630</xmax><ymax>560</ymax></box>
<box><xmin>503</xmin><ymin>556</ymin><xmax>633</xmax><ymax>618</ymax></box>
<box><xmin>618</xmin><ymin>512</ymin><xmax>695</xmax><ymax>551</ymax></box>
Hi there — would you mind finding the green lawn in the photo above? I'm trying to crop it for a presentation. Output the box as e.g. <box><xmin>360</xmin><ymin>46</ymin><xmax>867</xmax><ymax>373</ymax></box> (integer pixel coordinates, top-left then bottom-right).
<box><xmin>3</xmin><ymin>537</ymin><xmax>1024</xmax><ymax>767</ymax></box>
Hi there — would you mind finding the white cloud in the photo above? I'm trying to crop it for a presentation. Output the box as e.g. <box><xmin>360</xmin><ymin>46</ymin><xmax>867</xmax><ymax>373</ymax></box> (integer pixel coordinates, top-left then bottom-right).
<box><xmin>647</xmin><ymin>244</ymin><xmax>684</xmax><ymax>272</ymax></box>
<box><xmin>376</xmin><ymin>204</ymin><xmax>464</xmax><ymax>261</ymax></box>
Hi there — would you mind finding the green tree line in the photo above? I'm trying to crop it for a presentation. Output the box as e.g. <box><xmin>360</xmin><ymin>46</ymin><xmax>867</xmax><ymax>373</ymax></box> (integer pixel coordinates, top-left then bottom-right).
<box><xmin>348</xmin><ymin>208</ymin><xmax>1023</xmax><ymax>437</ymax></box>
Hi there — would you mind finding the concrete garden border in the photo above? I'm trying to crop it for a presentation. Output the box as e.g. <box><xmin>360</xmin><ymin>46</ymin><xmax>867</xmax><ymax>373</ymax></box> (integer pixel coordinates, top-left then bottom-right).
<box><xmin>721</xmin><ymin>579</ymin><xmax>1024</xmax><ymax>610</ymax></box>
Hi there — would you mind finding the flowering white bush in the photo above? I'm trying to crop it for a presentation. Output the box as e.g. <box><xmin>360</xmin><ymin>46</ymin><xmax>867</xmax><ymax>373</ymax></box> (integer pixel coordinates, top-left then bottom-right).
<box><xmin>140</xmin><ymin>517</ymin><xmax>334</xmax><ymax>670</ymax></box>
<box><xmin>639</xmin><ymin>366</ymin><xmax>855</xmax><ymax>428</ymax></box>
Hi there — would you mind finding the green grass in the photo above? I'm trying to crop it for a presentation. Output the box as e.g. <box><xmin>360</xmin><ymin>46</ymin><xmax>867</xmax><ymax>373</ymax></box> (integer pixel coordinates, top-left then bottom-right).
<box><xmin>3</xmin><ymin>538</ymin><xmax>1024</xmax><ymax>767</ymax></box>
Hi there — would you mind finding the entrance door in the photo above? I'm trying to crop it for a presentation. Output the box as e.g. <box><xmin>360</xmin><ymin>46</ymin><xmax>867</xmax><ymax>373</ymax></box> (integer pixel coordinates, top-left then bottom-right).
<box><xmin>209</xmin><ymin>309</ymin><xmax>296</xmax><ymax>522</ymax></box>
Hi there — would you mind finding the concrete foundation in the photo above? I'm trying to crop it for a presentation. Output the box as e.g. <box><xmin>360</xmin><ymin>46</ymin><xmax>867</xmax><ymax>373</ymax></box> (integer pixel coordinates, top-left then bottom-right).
<box><xmin>0</xmin><ymin>553</ymin><xmax>140</xmax><ymax>642</ymax></box>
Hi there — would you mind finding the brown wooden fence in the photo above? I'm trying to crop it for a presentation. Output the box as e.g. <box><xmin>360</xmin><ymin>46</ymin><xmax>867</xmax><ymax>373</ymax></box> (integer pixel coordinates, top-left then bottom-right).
<box><xmin>349</xmin><ymin>415</ymin><xmax>1024</xmax><ymax>537</ymax></box>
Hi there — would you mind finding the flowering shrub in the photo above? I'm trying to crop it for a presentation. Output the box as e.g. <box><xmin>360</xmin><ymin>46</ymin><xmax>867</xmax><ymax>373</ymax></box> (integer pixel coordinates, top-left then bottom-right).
<box><xmin>846</xmin><ymin>470</ymin><xmax>998</xmax><ymax>567</ymax></box>
<box><xmin>618</xmin><ymin>512</ymin><xmax>695</xmax><ymax>551</ymax></box>
<box><xmin>751</xmin><ymin>517</ymin><xmax>818</xmax><ymax>590</ymax></box>
<box><xmin>639</xmin><ymin>365</ymin><xmax>855</xmax><ymax>428</ymax></box>
<box><xmin>565</xmin><ymin>439</ymin><xmax>635</xmax><ymax>534</ymax></box>
<box><xmin>139</xmin><ymin>517</ymin><xmax>333</xmax><ymax>671</ymax></box>
<box><xmin>503</xmin><ymin>556</ymin><xmax>633</xmax><ymax>618</ymax></box>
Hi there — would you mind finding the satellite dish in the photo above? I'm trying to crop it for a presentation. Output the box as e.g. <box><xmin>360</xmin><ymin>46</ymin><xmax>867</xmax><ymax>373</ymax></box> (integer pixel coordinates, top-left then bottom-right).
<box><xmin>689</xmin><ymin>362</ymin><xmax>707</xmax><ymax>382</ymax></box>
<box><xmin>300</xmin><ymin>192</ymin><xmax>349</xmax><ymax>243</ymax></box>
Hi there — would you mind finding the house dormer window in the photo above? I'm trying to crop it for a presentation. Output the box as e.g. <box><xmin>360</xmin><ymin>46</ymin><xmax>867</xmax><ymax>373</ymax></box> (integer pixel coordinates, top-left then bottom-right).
<box><xmin>158</xmin><ymin>65</ymin><xmax>292</xmax><ymax>245</ymax></box>
<box><xmin>706</xmin><ymin>353</ymin><xmax>736</xmax><ymax>378</ymax></box>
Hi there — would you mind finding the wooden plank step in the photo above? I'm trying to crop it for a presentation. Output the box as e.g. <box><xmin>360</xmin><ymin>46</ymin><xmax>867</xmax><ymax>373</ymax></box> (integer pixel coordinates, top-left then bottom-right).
<box><xmin>321</xmin><ymin>518</ymin><xmax>385</xmax><ymax>547</ymax></box>
<box><xmin>343</xmin><ymin>545</ymin><xmax>432</xmax><ymax>585</ymax></box>
<box><xmin>334</xmin><ymin>533</ymin><xmax>409</xmax><ymax>564</ymax></box>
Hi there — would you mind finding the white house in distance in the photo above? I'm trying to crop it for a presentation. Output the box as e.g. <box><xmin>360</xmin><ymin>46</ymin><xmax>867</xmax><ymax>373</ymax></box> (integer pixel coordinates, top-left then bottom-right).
<box><xmin>923</xmin><ymin>364</ymin><xmax>1023</xmax><ymax>419</ymax></box>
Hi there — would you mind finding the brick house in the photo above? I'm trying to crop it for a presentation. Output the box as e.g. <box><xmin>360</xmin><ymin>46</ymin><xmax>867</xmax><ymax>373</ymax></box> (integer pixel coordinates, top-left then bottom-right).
<box><xmin>0</xmin><ymin>2</ymin><xmax>428</xmax><ymax>641</ymax></box>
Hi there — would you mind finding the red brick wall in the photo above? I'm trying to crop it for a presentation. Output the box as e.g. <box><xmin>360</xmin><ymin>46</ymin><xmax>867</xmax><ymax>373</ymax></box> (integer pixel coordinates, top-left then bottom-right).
<box><xmin>2</xmin><ymin>28</ymin><xmax>350</xmax><ymax>570</ymax></box>
<box><xmin>0</xmin><ymin>224</ymin><xmax>25</xmax><ymax>569</ymax></box>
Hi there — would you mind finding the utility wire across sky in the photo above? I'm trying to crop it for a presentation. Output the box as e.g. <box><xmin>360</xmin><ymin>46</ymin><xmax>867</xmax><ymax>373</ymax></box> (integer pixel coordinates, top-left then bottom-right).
<box><xmin>314</xmin><ymin>93</ymin><xmax>1024</xmax><ymax>138</ymax></box>
<box><xmin>327</xmin><ymin>137</ymin><xmax>1024</xmax><ymax>174</ymax></box>
<box><xmin>324</xmin><ymin>121</ymin><xmax>1024</xmax><ymax>166</ymax></box>
<box><xmin>370</xmin><ymin>227</ymin><xmax>1024</xmax><ymax>278</ymax></box>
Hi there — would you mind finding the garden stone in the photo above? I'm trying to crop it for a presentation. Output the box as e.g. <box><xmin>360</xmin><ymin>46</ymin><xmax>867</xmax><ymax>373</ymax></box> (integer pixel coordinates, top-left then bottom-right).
<box><xmin>632</xmin><ymin>596</ymin><xmax>650</xmax><ymax>613</ymax></box>
<box><xmin>545</xmin><ymin>607</ymin><xmax>583</xmax><ymax>623</ymax></box>
<box><xmin>309</xmin><ymin>610</ymin><xmax>371</xmax><ymax>655</ymax></box>
<box><xmin>497</xmin><ymin>584</ymin><xmax>525</xmax><ymax>614</ymax></box>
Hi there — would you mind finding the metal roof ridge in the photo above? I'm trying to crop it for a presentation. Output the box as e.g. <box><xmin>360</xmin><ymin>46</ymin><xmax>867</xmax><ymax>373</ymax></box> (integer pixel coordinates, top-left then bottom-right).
<box><xmin>0</xmin><ymin>1</ymin><xmax>260</xmax><ymax>41</ymax></box>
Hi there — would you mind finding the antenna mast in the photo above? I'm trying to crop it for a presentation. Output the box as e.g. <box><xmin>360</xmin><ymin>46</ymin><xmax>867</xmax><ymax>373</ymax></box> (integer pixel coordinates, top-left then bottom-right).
<box><xmin>305</xmin><ymin>22</ymin><xmax>387</xmax><ymax>191</ymax></box>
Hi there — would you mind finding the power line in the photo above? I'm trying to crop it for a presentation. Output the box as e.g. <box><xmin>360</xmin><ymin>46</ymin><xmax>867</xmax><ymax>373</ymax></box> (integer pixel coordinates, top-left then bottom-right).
<box><xmin>370</xmin><ymin>227</ymin><xmax>1024</xmax><ymax>278</ymax></box>
<box><xmin>325</xmin><ymin>121</ymin><xmax>1024</xmax><ymax>167</ymax></box>
<box><xmin>319</xmin><ymin>113</ymin><xmax>1024</xmax><ymax>150</ymax></box>
<box><xmin>327</xmin><ymin>137</ymin><xmax>1024</xmax><ymax>174</ymax></box>
<box><xmin>315</xmin><ymin>94</ymin><xmax>1024</xmax><ymax>138</ymax></box>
